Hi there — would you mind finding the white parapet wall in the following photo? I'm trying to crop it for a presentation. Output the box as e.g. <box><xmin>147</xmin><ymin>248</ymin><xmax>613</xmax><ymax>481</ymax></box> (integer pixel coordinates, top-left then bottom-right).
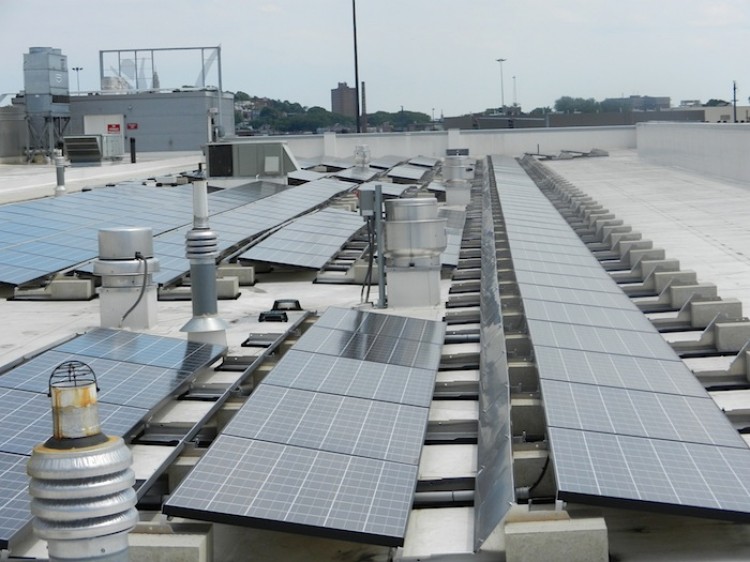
<box><xmin>231</xmin><ymin>126</ymin><xmax>636</xmax><ymax>160</ymax></box>
<box><xmin>637</xmin><ymin>122</ymin><xmax>750</xmax><ymax>183</ymax></box>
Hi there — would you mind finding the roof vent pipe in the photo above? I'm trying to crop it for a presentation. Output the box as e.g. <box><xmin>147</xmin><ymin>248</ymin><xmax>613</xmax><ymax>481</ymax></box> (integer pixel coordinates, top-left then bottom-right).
<box><xmin>93</xmin><ymin>227</ymin><xmax>160</xmax><ymax>330</ymax></box>
<box><xmin>180</xmin><ymin>170</ymin><xmax>228</xmax><ymax>346</ymax></box>
<box><xmin>354</xmin><ymin>144</ymin><xmax>371</xmax><ymax>169</ymax></box>
<box><xmin>27</xmin><ymin>360</ymin><xmax>137</xmax><ymax>561</ymax></box>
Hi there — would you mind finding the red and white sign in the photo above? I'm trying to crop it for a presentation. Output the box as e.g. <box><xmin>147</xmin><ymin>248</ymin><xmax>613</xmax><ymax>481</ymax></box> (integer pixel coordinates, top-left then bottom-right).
<box><xmin>126</xmin><ymin>123</ymin><xmax>138</xmax><ymax>130</ymax></box>
<box><xmin>107</xmin><ymin>123</ymin><xmax>121</xmax><ymax>133</ymax></box>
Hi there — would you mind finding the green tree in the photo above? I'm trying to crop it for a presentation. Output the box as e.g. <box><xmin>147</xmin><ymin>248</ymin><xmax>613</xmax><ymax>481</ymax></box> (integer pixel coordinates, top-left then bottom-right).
<box><xmin>234</xmin><ymin>91</ymin><xmax>251</xmax><ymax>101</ymax></box>
<box><xmin>554</xmin><ymin>96</ymin><xmax>600</xmax><ymax>113</ymax></box>
<box><xmin>704</xmin><ymin>99</ymin><xmax>730</xmax><ymax>107</ymax></box>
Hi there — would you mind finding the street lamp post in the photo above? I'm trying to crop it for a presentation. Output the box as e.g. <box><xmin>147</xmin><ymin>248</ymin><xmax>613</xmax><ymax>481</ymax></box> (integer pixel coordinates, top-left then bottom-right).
<box><xmin>72</xmin><ymin>66</ymin><xmax>83</xmax><ymax>94</ymax></box>
<box><xmin>496</xmin><ymin>58</ymin><xmax>506</xmax><ymax>114</ymax></box>
<box><xmin>512</xmin><ymin>75</ymin><xmax>517</xmax><ymax>108</ymax></box>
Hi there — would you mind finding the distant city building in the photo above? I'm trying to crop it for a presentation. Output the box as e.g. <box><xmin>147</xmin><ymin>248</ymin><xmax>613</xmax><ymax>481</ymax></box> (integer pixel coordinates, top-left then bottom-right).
<box><xmin>602</xmin><ymin>95</ymin><xmax>671</xmax><ymax>111</ymax></box>
<box><xmin>331</xmin><ymin>82</ymin><xmax>357</xmax><ymax>119</ymax></box>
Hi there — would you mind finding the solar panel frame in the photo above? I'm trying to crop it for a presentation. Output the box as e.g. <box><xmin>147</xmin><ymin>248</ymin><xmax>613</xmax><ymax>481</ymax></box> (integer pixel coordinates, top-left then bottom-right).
<box><xmin>263</xmin><ymin>349</ymin><xmax>436</xmax><ymax>407</ymax></box>
<box><xmin>163</xmin><ymin>435</ymin><xmax>419</xmax><ymax>547</ymax></box>
<box><xmin>222</xmin><ymin>385</ymin><xmax>428</xmax><ymax>465</ymax></box>
<box><xmin>0</xmin><ymin>452</ymin><xmax>31</xmax><ymax>550</ymax></box>
<box><xmin>0</xmin><ymin>388</ymin><xmax>148</xmax><ymax>456</ymax></box>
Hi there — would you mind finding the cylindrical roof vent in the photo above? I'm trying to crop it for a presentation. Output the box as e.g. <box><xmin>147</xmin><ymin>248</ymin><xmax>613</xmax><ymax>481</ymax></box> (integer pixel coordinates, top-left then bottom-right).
<box><xmin>384</xmin><ymin>198</ymin><xmax>447</xmax><ymax>267</ymax></box>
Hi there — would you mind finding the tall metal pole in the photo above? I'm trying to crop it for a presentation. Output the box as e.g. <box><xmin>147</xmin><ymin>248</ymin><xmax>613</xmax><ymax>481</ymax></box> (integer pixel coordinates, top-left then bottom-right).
<box><xmin>496</xmin><ymin>58</ymin><xmax>506</xmax><ymax>113</ymax></box>
<box><xmin>733</xmin><ymin>80</ymin><xmax>738</xmax><ymax>123</ymax></box>
<box><xmin>352</xmin><ymin>0</ymin><xmax>361</xmax><ymax>133</ymax></box>
<box><xmin>512</xmin><ymin>75</ymin><xmax>517</xmax><ymax>108</ymax></box>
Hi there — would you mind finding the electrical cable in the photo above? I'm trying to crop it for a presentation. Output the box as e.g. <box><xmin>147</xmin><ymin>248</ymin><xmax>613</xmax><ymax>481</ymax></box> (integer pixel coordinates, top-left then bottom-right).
<box><xmin>120</xmin><ymin>252</ymin><xmax>148</xmax><ymax>327</ymax></box>
<box><xmin>528</xmin><ymin>453</ymin><xmax>550</xmax><ymax>494</ymax></box>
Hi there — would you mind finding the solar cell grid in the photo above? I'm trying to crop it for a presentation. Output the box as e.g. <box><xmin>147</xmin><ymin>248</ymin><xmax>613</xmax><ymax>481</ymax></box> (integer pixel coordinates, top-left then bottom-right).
<box><xmin>264</xmin><ymin>350</ymin><xmax>436</xmax><ymax>407</ymax></box>
<box><xmin>533</xmin><ymin>346</ymin><xmax>706</xmax><ymax>396</ymax></box>
<box><xmin>163</xmin><ymin>436</ymin><xmax>417</xmax><ymax>546</ymax></box>
<box><xmin>0</xmin><ymin>452</ymin><xmax>31</xmax><ymax>549</ymax></box>
<box><xmin>223</xmin><ymin>386</ymin><xmax>427</xmax><ymax>465</ymax></box>
<box><xmin>541</xmin><ymin>379</ymin><xmax>745</xmax><ymax>448</ymax></box>
<box><xmin>523</xmin><ymin>299</ymin><xmax>656</xmax><ymax>332</ymax></box>
<box><xmin>0</xmin><ymin>388</ymin><xmax>147</xmax><ymax>455</ymax></box>
<box><xmin>53</xmin><ymin>328</ymin><xmax>223</xmax><ymax>372</ymax></box>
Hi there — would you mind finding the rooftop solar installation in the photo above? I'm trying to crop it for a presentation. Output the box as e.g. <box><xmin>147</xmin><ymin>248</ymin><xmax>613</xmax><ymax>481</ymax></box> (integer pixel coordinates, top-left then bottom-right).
<box><xmin>369</xmin><ymin>155</ymin><xmax>406</xmax><ymax>170</ymax></box>
<box><xmin>152</xmin><ymin>178</ymin><xmax>353</xmax><ymax>285</ymax></box>
<box><xmin>408</xmin><ymin>156</ymin><xmax>440</xmax><ymax>168</ymax></box>
<box><xmin>239</xmin><ymin>208</ymin><xmax>365</xmax><ymax>269</ymax></box>
<box><xmin>164</xmin><ymin>307</ymin><xmax>444</xmax><ymax>546</ymax></box>
<box><xmin>164</xmin><ymin>435</ymin><xmax>418</xmax><ymax>545</ymax></box>
<box><xmin>0</xmin><ymin>452</ymin><xmax>30</xmax><ymax>550</ymax></box>
<box><xmin>223</xmin><ymin>385</ymin><xmax>428</xmax><ymax>465</ymax></box>
<box><xmin>358</xmin><ymin>182</ymin><xmax>416</xmax><ymax>198</ymax></box>
<box><xmin>334</xmin><ymin>166</ymin><xmax>380</xmax><ymax>183</ymax></box>
<box><xmin>0</xmin><ymin>182</ymin><xmax>250</xmax><ymax>287</ymax></box>
<box><xmin>262</xmin><ymin>349</ymin><xmax>436</xmax><ymax>408</ymax></box>
<box><xmin>491</xmin><ymin>154</ymin><xmax>750</xmax><ymax>522</ymax></box>
<box><xmin>387</xmin><ymin>165</ymin><xmax>429</xmax><ymax>182</ymax></box>
<box><xmin>0</xmin><ymin>326</ymin><xmax>223</xmax><ymax>549</ymax></box>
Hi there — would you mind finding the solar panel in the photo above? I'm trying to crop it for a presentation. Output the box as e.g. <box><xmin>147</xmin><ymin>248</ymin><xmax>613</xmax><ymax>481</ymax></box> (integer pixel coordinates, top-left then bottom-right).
<box><xmin>492</xmin><ymin>154</ymin><xmax>750</xmax><ymax>523</ymax></box>
<box><xmin>387</xmin><ymin>165</ymin><xmax>428</xmax><ymax>182</ymax></box>
<box><xmin>240</xmin><ymin>209</ymin><xmax>365</xmax><ymax>269</ymax></box>
<box><xmin>313</xmin><ymin>307</ymin><xmax>446</xmax><ymax>345</ymax></box>
<box><xmin>523</xmin><ymin>299</ymin><xmax>656</xmax><ymax>332</ymax></box>
<box><xmin>264</xmin><ymin>350</ymin><xmax>436</xmax><ymax>407</ymax></box>
<box><xmin>54</xmin><ymin>328</ymin><xmax>224</xmax><ymax>372</ymax></box>
<box><xmin>0</xmin><ymin>388</ymin><xmax>147</xmax><ymax>456</ymax></box>
<box><xmin>519</xmin><ymin>284</ymin><xmax>635</xmax><ymax>310</ymax></box>
<box><xmin>533</xmin><ymin>346</ymin><xmax>707</xmax><ymax>397</ymax></box>
<box><xmin>526</xmin><ymin>319</ymin><xmax>678</xmax><ymax>360</ymax></box>
<box><xmin>164</xmin><ymin>307</ymin><xmax>442</xmax><ymax>546</ymax></box>
<box><xmin>164</xmin><ymin>436</ymin><xmax>417</xmax><ymax>546</ymax></box>
<box><xmin>0</xmin><ymin>452</ymin><xmax>31</xmax><ymax>550</ymax></box>
<box><xmin>549</xmin><ymin>427</ymin><xmax>750</xmax><ymax>520</ymax></box>
<box><xmin>541</xmin><ymin>379</ymin><xmax>745</xmax><ymax>448</ymax></box>
<box><xmin>223</xmin><ymin>386</ymin><xmax>427</xmax><ymax>465</ymax></box>
<box><xmin>295</xmin><ymin>326</ymin><xmax>443</xmax><ymax>370</ymax></box>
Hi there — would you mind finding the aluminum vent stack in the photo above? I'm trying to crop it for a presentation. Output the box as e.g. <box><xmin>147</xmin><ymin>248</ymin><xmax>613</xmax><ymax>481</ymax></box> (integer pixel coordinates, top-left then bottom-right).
<box><xmin>180</xmin><ymin>171</ymin><xmax>228</xmax><ymax>346</ymax></box>
<box><xmin>384</xmin><ymin>198</ymin><xmax>446</xmax><ymax>308</ymax></box>
<box><xmin>354</xmin><ymin>144</ymin><xmax>371</xmax><ymax>169</ymax></box>
<box><xmin>93</xmin><ymin>227</ymin><xmax>160</xmax><ymax>330</ymax></box>
<box><xmin>27</xmin><ymin>361</ymin><xmax>137</xmax><ymax>562</ymax></box>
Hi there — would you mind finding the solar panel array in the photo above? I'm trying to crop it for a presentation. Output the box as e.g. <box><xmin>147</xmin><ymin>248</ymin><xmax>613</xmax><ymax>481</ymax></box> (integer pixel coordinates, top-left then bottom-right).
<box><xmin>239</xmin><ymin>208</ymin><xmax>365</xmax><ymax>269</ymax></box>
<box><xmin>0</xmin><ymin>328</ymin><xmax>225</xmax><ymax>549</ymax></box>
<box><xmin>152</xmin><ymin>178</ymin><xmax>352</xmax><ymax>284</ymax></box>
<box><xmin>0</xmin><ymin>176</ymin><xmax>352</xmax><ymax>287</ymax></box>
<box><xmin>387</xmin><ymin>165</ymin><xmax>429</xmax><ymax>182</ymax></box>
<box><xmin>492</xmin><ymin>155</ymin><xmax>750</xmax><ymax>521</ymax></box>
<box><xmin>165</xmin><ymin>307</ymin><xmax>445</xmax><ymax>546</ymax></box>
<box><xmin>0</xmin><ymin>182</ymin><xmax>254</xmax><ymax>287</ymax></box>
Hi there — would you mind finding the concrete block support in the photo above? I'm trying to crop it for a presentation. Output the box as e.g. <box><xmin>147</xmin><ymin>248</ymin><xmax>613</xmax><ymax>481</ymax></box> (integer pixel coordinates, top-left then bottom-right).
<box><xmin>47</xmin><ymin>277</ymin><xmax>96</xmax><ymax>300</ymax></box>
<box><xmin>505</xmin><ymin>514</ymin><xmax>608</xmax><ymax>562</ymax></box>
<box><xmin>218</xmin><ymin>264</ymin><xmax>255</xmax><ymax>286</ymax></box>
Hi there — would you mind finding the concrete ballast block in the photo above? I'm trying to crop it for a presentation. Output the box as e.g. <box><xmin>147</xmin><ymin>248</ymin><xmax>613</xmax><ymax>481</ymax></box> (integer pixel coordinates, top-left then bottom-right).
<box><xmin>505</xmin><ymin>516</ymin><xmax>608</xmax><ymax>562</ymax></box>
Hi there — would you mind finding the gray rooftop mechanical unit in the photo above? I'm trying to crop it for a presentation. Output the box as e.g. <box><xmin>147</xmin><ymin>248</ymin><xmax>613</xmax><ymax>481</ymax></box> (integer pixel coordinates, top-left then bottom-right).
<box><xmin>23</xmin><ymin>47</ymin><xmax>71</xmax><ymax>160</ymax></box>
<box><xmin>206</xmin><ymin>141</ymin><xmax>298</xmax><ymax>178</ymax></box>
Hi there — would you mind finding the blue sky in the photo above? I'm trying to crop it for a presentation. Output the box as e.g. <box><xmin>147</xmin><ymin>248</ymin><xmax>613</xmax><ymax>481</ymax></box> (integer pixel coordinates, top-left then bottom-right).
<box><xmin>1</xmin><ymin>0</ymin><xmax>748</xmax><ymax>115</ymax></box>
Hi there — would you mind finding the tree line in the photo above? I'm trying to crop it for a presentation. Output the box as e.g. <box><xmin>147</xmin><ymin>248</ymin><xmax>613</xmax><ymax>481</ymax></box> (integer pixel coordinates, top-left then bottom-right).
<box><xmin>234</xmin><ymin>92</ymin><xmax>430</xmax><ymax>134</ymax></box>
